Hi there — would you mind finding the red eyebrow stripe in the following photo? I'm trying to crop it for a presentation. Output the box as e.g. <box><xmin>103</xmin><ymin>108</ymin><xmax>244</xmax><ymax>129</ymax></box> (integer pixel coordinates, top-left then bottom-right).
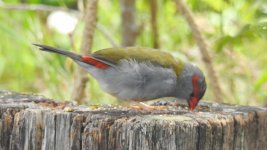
<box><xmin>192</xmin><ymin>75</ymin><xmax>200</xmax><ymax>98</ymax></box>
<box><xmin>81</xmin><ymin>55</ymin><xmax>109</xmax><ymax>69</ymax></box>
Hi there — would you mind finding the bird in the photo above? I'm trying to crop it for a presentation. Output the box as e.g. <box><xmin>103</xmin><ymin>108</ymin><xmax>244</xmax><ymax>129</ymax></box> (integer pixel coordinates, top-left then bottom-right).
<box><xmin>34</xmin><ymin>44</ymin><xmax>206</xmax><ymax>111</ymax></box>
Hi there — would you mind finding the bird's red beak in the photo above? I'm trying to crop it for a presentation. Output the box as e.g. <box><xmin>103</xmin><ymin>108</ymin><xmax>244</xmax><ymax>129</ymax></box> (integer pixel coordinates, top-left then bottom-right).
<box><xmin>188</xmin><ymin>97</ymin><xmax>199</xmax><ymax>111</ymax></box>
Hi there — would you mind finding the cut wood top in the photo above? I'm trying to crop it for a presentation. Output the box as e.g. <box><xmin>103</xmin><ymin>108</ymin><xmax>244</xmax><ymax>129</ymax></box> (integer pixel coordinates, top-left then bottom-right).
<box><xmin>1</xmin><ymin>90</ymin><xmax>267</xmax><ymax>150</ymax></box>
<box><xmin>0</xmin><ymin>90</ymin><xmax>265</xmax><ymax>116</ymax></box>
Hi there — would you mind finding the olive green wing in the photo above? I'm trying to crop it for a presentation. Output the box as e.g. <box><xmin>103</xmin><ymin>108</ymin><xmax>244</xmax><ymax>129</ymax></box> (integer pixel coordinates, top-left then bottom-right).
<box><xmin>92</xmin><ymin>47</ymin><xmax>184</xmax><ymax>75</ymax></box>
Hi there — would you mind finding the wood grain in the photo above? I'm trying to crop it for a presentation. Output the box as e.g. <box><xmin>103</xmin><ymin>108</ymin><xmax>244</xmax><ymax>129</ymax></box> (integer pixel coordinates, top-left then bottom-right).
<box><xmin>1</xmin><ymin>91</ymin><xmax>267</xmax><ymax>150</ymax></box>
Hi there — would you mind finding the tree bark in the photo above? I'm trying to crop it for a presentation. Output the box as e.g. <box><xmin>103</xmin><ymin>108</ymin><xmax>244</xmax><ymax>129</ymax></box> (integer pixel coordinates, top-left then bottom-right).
<box><xmin>1</xmin><ymin>91</ymin><xmax>267</xmax><ymax>150</ymax></box>
<box><xmin>174</xmin><ymin>0</ymin><xmax>223</xmax><ymax>102</ymax></box>
<box><xmin>71</xmin><ymin>0</ymin><xmax>98</xmax><ymax>104</ymax></box>
<box><xmin>120</xmin><ymin>0</ymin><xmax>139</xmax><ymax>46</ymax></box>
<box><xmin>150</xmin><ymin>0</ymin><xmax>160</xmax><ymax>48</ymax></box>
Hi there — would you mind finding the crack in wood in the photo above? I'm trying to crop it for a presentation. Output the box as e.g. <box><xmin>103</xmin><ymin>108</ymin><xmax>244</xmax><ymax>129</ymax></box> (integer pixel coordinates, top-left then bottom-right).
<box><xmin>1</xmin><ymin>91</ymin><xmax>267</xmax><ymax>150</ymax></box>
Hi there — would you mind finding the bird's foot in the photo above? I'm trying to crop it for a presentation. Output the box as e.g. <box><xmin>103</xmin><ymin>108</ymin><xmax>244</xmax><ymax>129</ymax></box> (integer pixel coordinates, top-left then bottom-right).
<box><xmin>130</xmin><ymin>102</ymin><xmax>166</xmax><ymax>111</ymax></box>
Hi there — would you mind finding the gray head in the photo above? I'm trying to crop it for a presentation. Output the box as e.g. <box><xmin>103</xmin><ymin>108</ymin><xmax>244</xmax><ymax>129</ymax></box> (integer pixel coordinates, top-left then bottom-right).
<box><xmin>175</xmin><ymin>63</ymin><xmax>207</xmax><ymax>111</ymax></box>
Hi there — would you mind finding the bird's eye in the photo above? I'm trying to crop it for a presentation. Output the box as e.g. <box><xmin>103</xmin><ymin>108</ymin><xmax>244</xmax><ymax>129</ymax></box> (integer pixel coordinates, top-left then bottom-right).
<box><xmin>190</xmin><ymin>92</ymin><xmax>194</xmax><ymax>97</ymax></box>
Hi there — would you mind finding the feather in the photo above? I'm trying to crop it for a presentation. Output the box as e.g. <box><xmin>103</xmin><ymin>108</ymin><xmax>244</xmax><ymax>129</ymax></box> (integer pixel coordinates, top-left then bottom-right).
<box><xmin>92</xmin><ymin>47</ymin><xmax>185</xmax><ymax>76</ymax></box>
<box><xmin>34</xmin><ymin>44</ymin><xmax>112</xmax><ymax>69</ymax></box>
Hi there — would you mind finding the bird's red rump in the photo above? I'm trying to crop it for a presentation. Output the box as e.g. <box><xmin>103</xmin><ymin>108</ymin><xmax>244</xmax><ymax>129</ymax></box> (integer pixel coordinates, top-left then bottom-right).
<box><xmin>81</xmin><ymin>55</ymin><xmax>109</xmax><ymax>69</ymax></box>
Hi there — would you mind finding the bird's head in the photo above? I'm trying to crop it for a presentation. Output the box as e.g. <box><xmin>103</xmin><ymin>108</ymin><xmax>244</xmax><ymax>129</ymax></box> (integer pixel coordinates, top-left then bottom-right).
<box><xmin>188</xmin><ymin>72</ymin><xmax>206</xmax><ymax>111</ymax></box>
<box><xmin>175</xmin><ymin>64</ymin><xmax>206</xmax><ymax>111</ymax></box>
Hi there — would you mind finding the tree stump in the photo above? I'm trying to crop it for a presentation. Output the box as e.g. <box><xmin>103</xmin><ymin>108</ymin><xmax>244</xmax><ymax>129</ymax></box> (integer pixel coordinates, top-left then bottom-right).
<box><xmin>0</xmin><ymin>90</ymin><xmax>267</xmax><ymax>150</ymax></box>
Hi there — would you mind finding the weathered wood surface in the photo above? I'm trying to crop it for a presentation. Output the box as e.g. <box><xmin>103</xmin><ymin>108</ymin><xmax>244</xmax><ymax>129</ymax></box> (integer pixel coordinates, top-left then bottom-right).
<box><xmin>0</xmin><ymin>90</ymin><xmax>267</xmax><ymax>150</ymax></box>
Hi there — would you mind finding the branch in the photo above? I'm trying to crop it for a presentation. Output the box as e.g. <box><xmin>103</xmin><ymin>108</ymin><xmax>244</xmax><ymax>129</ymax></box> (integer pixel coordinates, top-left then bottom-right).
<box><xmin>174</xmin><ymin>0</ymin><xmax>224</xmax><ymax>102</ymax></box>
<box><xmin>0</xmin><ymin>3</ymin><xmax>78</xmax><ymax>14</ymax></box>
<box><xmin>120</xmin><ymin>0</ymin><xmax>139</xmax><ymax>46</ymax></box>
<box><xmin>150</xmin><ymin>0</ymin><xmax>160</xmax><ymax>48</ymax></box>
<box><xmin>96</xmin><ymin>24</ymin><xmax>118</xmax><ymax>47</ymax></box>
<box><xmin>71</xmin><ymin>0</ymin><xmax>98</xmax><ymax>104</ymax></box>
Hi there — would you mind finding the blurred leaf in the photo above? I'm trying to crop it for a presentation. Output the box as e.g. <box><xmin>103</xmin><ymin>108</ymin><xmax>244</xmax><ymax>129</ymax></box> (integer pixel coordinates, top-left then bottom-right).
<box><xmin>39</xmin><ymin>0</ymin><xmax>76</xmax><ymax>7</ymax></box>
<box><xmin>0</xmin><ymin>24</ymin><xmax>21</xmax><ymax>42</ymax></box>
<box><xmin>254</xmin><ymin>69</ymin><xmax>267</xmax><ymax>91</ymax></box>
<box><xmin>214</xmin><ymin>35</ymin><xmax>234</xmax><ymax>52</ymax></box>
<box><xmin>214</xmin><ymin>22</ymin><xmax>267</xmax><ymax>51</ymax></box>
<box><xmin>256</xmin><ymin>3</ymin><xmax>267</xmax><ymax>18</ymax></box>
<box><xmin>248</xmin><ymin>22</ymin><xmax>267</xmax><ymax>38</ymax></box>
<box><xmin>202</xmin><ymin>0</ymin><xmax>228</xmax><ymax>12</ymax></box>
<box><xmin>187</xmin><ymin>0</ymin><xmax>229</xmax><ymax>12</ymax></box>
<box><xmin>0</xmin><ymin>60</ymin><xmax>5</xmax><ymax>78</ymax></box>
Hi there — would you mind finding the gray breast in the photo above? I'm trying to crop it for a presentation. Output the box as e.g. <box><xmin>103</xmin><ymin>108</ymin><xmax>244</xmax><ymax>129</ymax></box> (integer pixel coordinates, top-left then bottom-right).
<box><xmin>89</xmin><ymin>59</ymin><xmax>178</xmax><ymax>101</ymax></box>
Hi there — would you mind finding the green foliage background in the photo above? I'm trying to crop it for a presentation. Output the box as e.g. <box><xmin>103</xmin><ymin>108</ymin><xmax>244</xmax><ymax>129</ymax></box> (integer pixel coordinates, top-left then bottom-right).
<box><xmin>0</xmin><ymin>0</ymin><xmax>266</xmax><ymax>105</ymax></box>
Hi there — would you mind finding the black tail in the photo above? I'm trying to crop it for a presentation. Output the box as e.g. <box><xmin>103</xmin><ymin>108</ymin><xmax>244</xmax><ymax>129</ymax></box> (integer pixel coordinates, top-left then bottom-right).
<box><xmin>33</xmin><ymin>44</ymin><xmax>81</xmax><ymax>61</ymax></box>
